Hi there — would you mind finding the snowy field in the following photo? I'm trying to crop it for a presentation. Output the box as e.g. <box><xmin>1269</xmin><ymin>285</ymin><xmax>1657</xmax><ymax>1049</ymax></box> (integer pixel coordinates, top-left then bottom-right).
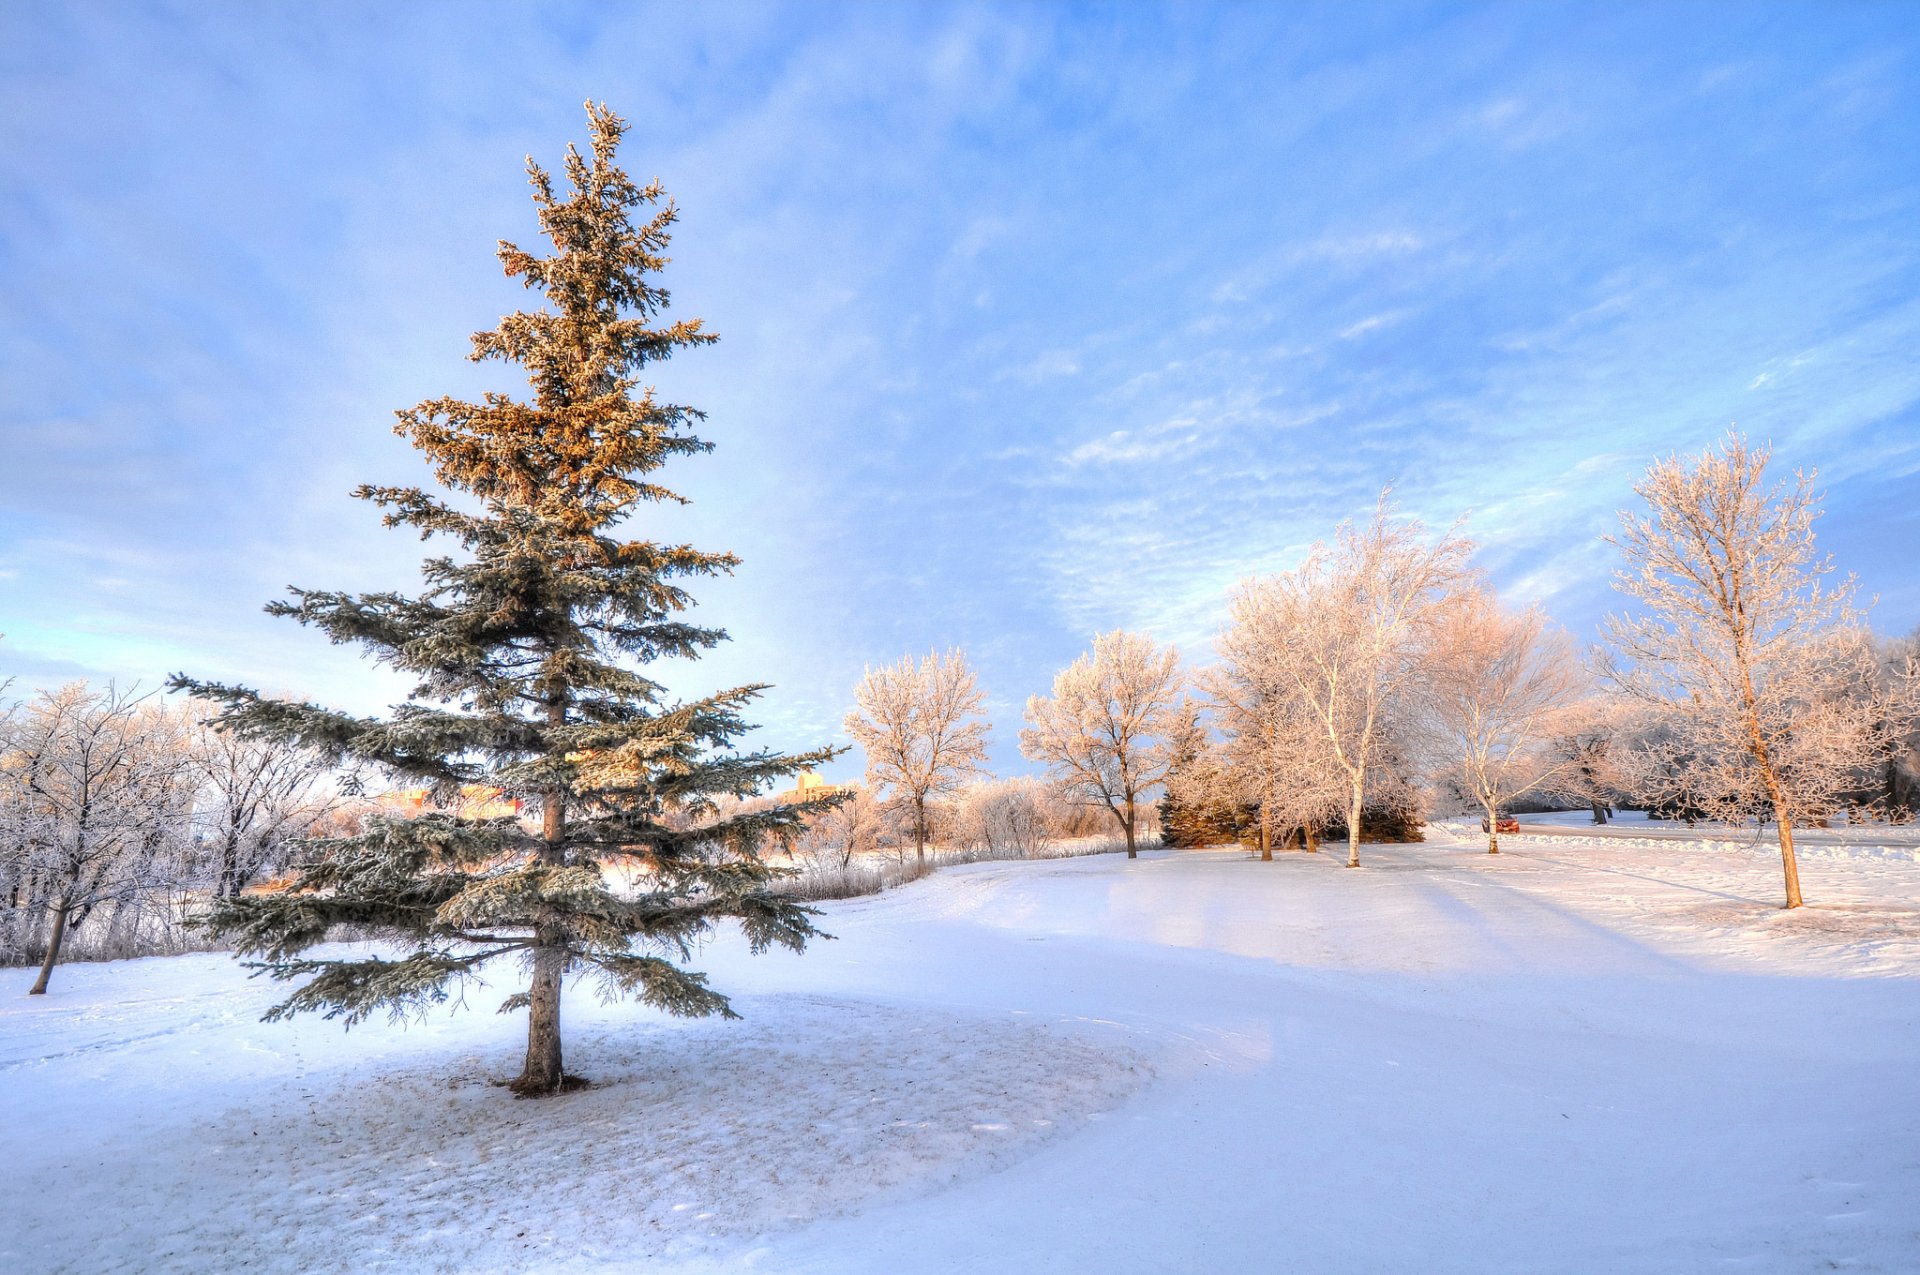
<box><xmin>5</xmin><ymin>825</ymin><xmax>1919</xmax><ymax>1274</ymax></box>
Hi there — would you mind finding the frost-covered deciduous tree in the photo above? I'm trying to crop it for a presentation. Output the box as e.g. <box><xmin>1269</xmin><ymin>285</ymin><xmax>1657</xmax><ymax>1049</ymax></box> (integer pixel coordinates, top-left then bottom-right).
<box><xmin>1231</xmin><ymin>497</ymin><xmax>1473</xmax><ymax>867</ymax></box>
<box><xmin>182</xmin><ymin>702</ymin><xmax>341</xmax><ymax>898</ymax></box>
<box><xmin>1424</xmin><ymin>590</ymin><xmax>1585</xmax><ymax>852</ymax></box>
<box><xmin>950</xmin><ymin>778</ymin><xmax>1051</xmax><ymax>859</ymax></box>
<box><xmin>844</xmin><ymin>649</ymin><xmax>990</xmax><ymax>863</ymax></box>
<box><xmin>790</xmin><ymin>785</ymin><xmax>883</xmax><ymax>874</ymax></box>
<box><xmin>1604</xmin><ymin>431</ymin><xmax>1902</xmax><ymax>908</ymax></box>
<box><xmin>3</xmin><ymin>684</ymin><xmax>193</xmax><ymax>993</ymax></box>
<box><xmin>1020</xmin><ymin>631</ymin><xmax>1182</xmax><ymax>859</ymax></box>
<box><xmin>1208</xmin><ymin>621</ymin><xmax>1347</xmax><ymax>859</ymax></box>
<box><xmin>1542</xmin><ymin>693</ymin><xmax>1638</xmax><ymax>825</ymax></box>
<box><xmin>171</xmin><ymin>105</ymin><xmax>837</xmax><ymax>1094</ymax></box>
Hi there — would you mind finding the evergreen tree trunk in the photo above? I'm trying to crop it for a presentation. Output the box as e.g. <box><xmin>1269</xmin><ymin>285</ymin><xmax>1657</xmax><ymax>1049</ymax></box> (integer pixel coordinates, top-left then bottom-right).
<box><xmin>515</xmin><ymin>939</ymin><xmax>568</xmax><ymax>1095</ymax></box>
<box><xmin>27</xmin><ymin>899</ymin><xmax>69</xmax><ymax>996</ymax></box>
<box><xmin>514</xmin><ymin>707</ymin><xmax>570</xmax><ymax>1096</ymax></box>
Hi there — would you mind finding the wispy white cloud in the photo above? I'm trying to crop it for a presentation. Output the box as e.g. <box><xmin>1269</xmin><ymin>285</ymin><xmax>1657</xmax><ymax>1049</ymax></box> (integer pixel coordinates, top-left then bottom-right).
<box><xmin>1210</xmin><ymin>229</ymin><xmax>1432</xmax><ymax>304</ymax></box>
<box><xmin>1470</xmin><ymin>97</ymin><xmax>1571</xmax><ymax>149</ymax></box>
<box><xmin>1006</xmin><ymin>348</ymin><xmax>1081</xmax><ymax>383</ymax></box>
<box><xmin>1338</xmin><ymin>310</ymin><xmax>1409</xmax><ymax>341</ymax></box>
<box><xmin>1301</xmin><ymin>231</ymin><xmax>1428</xmax><ymax>263</ymax></box>
<box><xmin>1063</xmin><ymin>417</ymin><xmax>1199</xmax><ymax>467</ymax></box>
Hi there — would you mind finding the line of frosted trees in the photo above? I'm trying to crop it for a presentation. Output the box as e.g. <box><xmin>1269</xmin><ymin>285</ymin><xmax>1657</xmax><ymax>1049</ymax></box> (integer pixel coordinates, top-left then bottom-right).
<box><xmin>5</xmin><ymin>430</ymin><xmax>1916</xmax><ymax>984</ymax></box>
<box><xmin>837</xmin><ymin>633</ymin><xmax>1180</xmax><ymax>868</ymax></box>
<box><xmin>0</xmin><ymin>684</ymin><xmax>342</xmax><ymax>990</ymax></box>
<box><xmin>840</xmin><ymin>433</ymin><xmax>1919</xmax><ymax>910</ymax></box>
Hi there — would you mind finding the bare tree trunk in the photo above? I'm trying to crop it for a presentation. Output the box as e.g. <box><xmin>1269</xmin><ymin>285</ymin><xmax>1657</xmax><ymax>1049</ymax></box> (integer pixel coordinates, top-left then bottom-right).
<box><xmin>219</xmin><ymin>826</ymin><xmax>242</xmax><ymax>898</ymax></box>
<box><xmin>1345</xmin><ymin>783</ymin><xmax>1364</xmax><ymax>868</ymax></box>
<box><xmin>1305</xmin><ymin>824</ymin><xmax>1319</xmax><ymax>853</ymax></box>
<box><xmin>1774</xmin><ymin>804</ymin><xmax>1804</xmax><ymax>910</ymax></box>
<box><xmin>27</xmin><ymin>899</ymin><xmax>70</xmax><ymax>996</ymax></box>
<box><xmin>914</xmin><ymin>795</ymin><xmax>927</xmax><ymax>866</ymax></box>
<box><xmin>1740</xmin><ymin>665</ymin><xmax>1803</xmax><ymax>909</ymax></box>
<box><xmin>1590</xmin><ymin>799</ymin><xmax>1608</xmax><ymax>825</ymax></box>
<box><xmin>1484</xmin><ymin>797</ymin><xmax>1500</xmax><ymax>854</ymax></box>
<box><xmin>1123</xmin><ymin>797</ymin><xmax>1138</xmax><ymax>859</ymax></box>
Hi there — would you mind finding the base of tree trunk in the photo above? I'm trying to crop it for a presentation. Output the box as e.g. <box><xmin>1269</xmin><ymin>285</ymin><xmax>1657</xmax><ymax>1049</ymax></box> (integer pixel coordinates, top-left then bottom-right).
<box><xmin>503</xmin><ymin>1073</ymin><xmax>592</xmax><ymax>1098</ymax></box>
<box><xmin>27</xmin><ymin>904</ymin><xmax>70</xmax><ymax>995</ymax></box>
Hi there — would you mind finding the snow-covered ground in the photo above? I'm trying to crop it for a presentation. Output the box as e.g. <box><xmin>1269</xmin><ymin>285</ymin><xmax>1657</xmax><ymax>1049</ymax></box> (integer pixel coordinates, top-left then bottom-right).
<box><xmin>1511</xmin><ymin>809</ymin><xmax>1920</xmax><ymax>848</ymax></box>
<box><xmin>5</xmin><ymin>826</ymin><xmax>1919</xmax><ymax>1273</ymax></box>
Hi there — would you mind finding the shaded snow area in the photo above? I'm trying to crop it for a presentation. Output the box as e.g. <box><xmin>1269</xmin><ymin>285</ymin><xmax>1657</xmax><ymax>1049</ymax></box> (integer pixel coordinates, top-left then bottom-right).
<box><xmin>1430</xmin><ymin>817</ymin><xmax>1920</xmax><ymax>974</ymax></box>
<box><xmin>0</xmin><ymin>976</ymin><xmax>1145</xmax><ymax>1273</ymax></box>
<box><xmin>5</xmin><ymin>828</ymin><xmax>1920</xmax><ymax>1273</ymax></box>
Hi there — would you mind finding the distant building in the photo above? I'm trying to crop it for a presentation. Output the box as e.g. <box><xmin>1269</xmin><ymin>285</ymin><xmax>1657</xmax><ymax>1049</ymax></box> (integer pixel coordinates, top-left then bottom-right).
<box><xmin>774</xmin><ymin>770</ymin><xmax>852</xmax><ymax>806</ymax></box>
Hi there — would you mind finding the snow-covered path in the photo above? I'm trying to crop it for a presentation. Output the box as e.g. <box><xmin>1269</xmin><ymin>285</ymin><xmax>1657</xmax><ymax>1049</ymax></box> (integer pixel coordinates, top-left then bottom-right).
<box><xmin>4</xmin><ymin>831</ymin><xmax>1918</xmax><ymax>1273</ymax></box>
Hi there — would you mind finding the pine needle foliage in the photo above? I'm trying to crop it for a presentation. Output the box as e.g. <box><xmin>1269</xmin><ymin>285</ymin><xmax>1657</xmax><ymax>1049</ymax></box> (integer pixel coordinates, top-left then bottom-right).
<box><xmin>171</xmin><ymin>103</ymin><xmax>840</xmax><ymax>1095</ymax></box>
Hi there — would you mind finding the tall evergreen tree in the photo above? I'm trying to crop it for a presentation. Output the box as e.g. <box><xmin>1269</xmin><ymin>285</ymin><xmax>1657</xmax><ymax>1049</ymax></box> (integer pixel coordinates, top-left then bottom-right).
<box><xmin>172</xmin><ymin>104</ymin><xmax>837</xmax><ymax>1096</ymax></box>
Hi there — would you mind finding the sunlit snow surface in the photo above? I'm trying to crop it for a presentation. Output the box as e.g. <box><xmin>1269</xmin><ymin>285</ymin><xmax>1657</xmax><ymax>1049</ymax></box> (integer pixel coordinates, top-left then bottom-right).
<box><xmin>4</xmin><ymin>824</ymin><xmax>1918</xmax><ymax>1273</ymax></box>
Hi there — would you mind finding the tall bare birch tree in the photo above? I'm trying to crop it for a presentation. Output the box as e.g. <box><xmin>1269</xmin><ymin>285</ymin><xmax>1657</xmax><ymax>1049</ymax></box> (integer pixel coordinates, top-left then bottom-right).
<box><xmin>1605</xmin><ymin>431</ymin><xmax>1900</xmax><ymax>908</ymax></box>
<box><xmin>1424</xmin><ymin>589</ymin><xmax>1585</xmax><ymax>852</ymax></box>
<box><xmin>1020</xmin><ymin>631</ymin><xmax>1182</xmax><ymax>859</ymax></box>
<box><xmin>1232</xmin><ymin>497</ymin><xmax>1473</xmax><ymax>867</ymax></box>
<box><xmin>844</xmin><ymin>649</ymin><xmax>990</xmax><ymax>863</ymax></box>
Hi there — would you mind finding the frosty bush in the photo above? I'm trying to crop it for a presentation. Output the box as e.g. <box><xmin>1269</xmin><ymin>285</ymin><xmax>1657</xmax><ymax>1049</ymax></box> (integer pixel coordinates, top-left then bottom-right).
<box><xmin>950</xmin><ymin>778</ymin><xmax>1052</xmax><ymax>859</ymax></box>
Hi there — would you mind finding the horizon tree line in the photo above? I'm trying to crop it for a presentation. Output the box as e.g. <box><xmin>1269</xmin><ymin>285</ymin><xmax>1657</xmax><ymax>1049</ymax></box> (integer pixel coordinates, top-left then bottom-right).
<box><xmin>9</xmin><ymin>430</ymin><xmax>1919</xmax><ymax>999</ymax></box>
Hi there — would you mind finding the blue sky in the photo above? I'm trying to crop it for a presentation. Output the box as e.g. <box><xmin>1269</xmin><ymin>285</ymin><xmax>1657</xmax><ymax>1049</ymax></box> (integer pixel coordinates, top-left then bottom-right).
<box><xmin>3</xmin><ymin>2</ymin><xmax>1917</xmax><ymax>777</ymax></box>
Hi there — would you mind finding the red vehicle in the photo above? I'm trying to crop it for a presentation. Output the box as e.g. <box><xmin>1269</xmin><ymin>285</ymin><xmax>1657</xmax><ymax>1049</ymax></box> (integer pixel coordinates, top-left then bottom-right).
<box><xmin>1480</xmin><ymin>815</ymin><xmax>1520</xmax><ymax>835</ymax></box>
